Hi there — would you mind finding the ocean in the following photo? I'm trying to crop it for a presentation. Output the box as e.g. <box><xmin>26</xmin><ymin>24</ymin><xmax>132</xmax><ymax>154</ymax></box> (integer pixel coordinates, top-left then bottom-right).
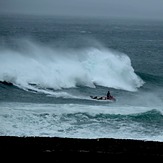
<box><xmin>0</xmin><ymin>15</ymin><xmax>163</xmax><ymax>141</ymax></box>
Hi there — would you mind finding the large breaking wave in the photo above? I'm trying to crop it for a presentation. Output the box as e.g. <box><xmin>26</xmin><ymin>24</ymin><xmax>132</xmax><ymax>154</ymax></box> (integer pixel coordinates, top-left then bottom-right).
<box><xmin>0</xmin><ymin>39</ymin><xmax>144</xmax><ymax>92</ymax></box>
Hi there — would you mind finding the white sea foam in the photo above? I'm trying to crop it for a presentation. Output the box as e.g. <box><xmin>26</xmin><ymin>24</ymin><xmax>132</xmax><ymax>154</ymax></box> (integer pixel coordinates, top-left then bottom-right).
<box><xmin>0</xmin><ymin>102</ymin><xmax>163</xmax><ymax>141</ymax></box>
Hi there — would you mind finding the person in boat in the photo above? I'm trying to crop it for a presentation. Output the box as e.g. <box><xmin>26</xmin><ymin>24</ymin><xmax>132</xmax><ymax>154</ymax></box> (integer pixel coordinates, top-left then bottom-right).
<box><xmin>106</xmin><ymin>91</ymin><xmax>116</xmax><ymax>101</ymax></box>
<box><xmin>107</xmin><ymin>91</ymin><xmax>111</xmax><ymax>98</ymax></box>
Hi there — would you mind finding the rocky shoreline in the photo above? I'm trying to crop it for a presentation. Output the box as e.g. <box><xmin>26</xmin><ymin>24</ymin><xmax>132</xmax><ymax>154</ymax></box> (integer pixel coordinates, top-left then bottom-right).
<box><xmin>1</xmin><ymin>136</ymin><xmax>163</xmax><ymax>159</ymax></box>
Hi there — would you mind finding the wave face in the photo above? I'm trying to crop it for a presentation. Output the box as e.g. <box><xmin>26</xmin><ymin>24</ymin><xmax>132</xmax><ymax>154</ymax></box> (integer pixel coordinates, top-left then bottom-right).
<box><xmin>0</xmin><ymin>16</ymin><xmax>163</xmax><ymax>142</ymax></box>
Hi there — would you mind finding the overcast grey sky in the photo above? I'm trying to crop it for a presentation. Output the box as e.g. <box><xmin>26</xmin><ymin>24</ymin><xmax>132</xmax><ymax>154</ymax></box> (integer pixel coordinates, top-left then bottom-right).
<box><xmin>1</xmin><ymin>0</ymin><xmax>163</xmax><ymax>20</ymax></box>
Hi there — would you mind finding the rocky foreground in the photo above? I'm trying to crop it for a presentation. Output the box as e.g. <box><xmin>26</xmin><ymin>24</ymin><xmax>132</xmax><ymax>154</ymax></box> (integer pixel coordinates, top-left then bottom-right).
<box><xmin>1</xmin><ymin>136</ymin><xmax>163</xmax><ymax>160</ymax></box>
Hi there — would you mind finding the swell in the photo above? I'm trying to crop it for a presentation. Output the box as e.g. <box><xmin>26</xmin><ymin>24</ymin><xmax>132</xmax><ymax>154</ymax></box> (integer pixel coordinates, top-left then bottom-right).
<box><xmin>138</xmin><ymin>72</ymin><xmax>163</xmax><ymax>86</ymax></box>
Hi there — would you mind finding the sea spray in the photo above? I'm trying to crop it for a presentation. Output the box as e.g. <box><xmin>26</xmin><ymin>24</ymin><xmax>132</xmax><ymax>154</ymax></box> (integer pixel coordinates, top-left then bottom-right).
<box><xmin>0</xmin><ymin>40</ymin><xmax>144</xmax><ymax>93</ymax></box>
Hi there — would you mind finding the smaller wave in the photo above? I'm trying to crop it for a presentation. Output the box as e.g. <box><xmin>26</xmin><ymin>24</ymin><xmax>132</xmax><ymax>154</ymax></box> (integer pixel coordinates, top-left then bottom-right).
<box><xmin>129</xmin><ymin>109</ymin><xmax>163</xmax><ymax>123</ymax></box>
<box><xmin>56</xmin><ymin>109</ymin><xmax>163</xmax><ymax>137</ymax></box>
<box><xmin>61</xmin><ymin>109</ymin><xmax>163</xmax><ymax>121</ymax></box>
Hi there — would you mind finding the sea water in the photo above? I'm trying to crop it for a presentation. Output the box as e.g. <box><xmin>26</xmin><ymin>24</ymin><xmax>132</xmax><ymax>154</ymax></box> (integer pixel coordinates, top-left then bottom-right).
<box><xmin>0</xmin><ymin>15</ymin><xmax>163</xmax><ymax>141</ymax></box>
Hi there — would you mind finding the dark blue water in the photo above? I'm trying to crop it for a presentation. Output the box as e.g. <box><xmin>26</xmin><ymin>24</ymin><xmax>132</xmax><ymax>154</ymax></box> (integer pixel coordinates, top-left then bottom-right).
<box><xmin>0</xmin><ymin>15</ymin><xmax>163</xmax><ymax>141</ymax></box>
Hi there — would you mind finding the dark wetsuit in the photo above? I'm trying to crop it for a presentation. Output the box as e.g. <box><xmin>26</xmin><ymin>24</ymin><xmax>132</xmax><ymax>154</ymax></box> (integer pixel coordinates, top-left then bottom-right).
<box><xmin>107</xmin><ymin>91</ymin><xmax>110</xmax><ymax>98</ymax></box>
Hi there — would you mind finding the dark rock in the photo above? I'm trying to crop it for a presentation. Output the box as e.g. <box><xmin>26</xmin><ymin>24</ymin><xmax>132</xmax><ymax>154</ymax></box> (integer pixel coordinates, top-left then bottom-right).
<box><xmin>0</xmin><ymin>136</ymin><xmax>163</xmax><ymax>160</ymax></box>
